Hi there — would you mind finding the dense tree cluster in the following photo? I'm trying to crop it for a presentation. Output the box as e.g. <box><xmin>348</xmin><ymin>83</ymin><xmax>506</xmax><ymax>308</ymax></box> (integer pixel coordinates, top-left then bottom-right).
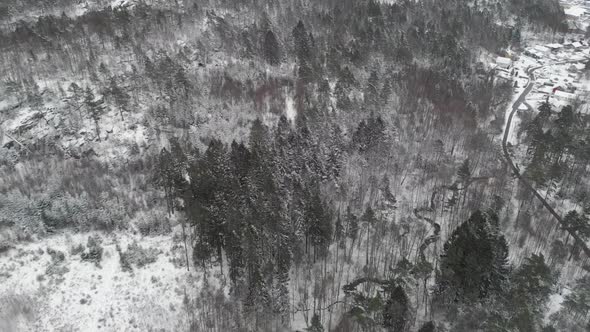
<box><xmin>523</xmin><ymin>103</ymin><xmax>590</xmax><ymax>186</ymax></box>
<box><xmin>435</xmin><ymin>210</ymin><xmax>509</xmax><ymax>303</ymax></box>
<box><xmin>156</xmin><ymin>115</ymin><xmax>348</xmax><ymax>327</ymax></box>
<box><xmin>434</xmin><ymin>211</ymin><xmax>561</xmax><ymax>331</ymax></box>
<box><xmin>0</xmin><ymin>0</ymin><xmax>585</xmax><ymax>330</ymax></box>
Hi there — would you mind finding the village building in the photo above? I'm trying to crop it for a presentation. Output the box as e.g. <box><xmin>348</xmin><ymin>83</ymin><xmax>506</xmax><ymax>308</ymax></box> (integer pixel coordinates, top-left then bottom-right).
<box><xmin>553</xmin><ymin>90</ymin><xmax>577</xmax><ymax>101</ymax></box>
<box><xmin>524</xmin><ymin>48</ymin><xmax>542</xmax><ymax>59</ymax></box>
<box><xmin>534</xmin><ymin>45</ymin><xmax>551</xmax><ymax>54</ymax></box>
<box><xmin>565</xmin><ymin>6</ymin><xmax>586</xmax><ymax>20</ymax></box>
<box><xmin>546</xmin><ymin>43</ymin><xmax>563</xmax><ymax>52</ymax></box>
<box><xmin>538</xmin><ymin>86</ymin><xmax>554</xmax><ymax>95</ymax></box>
<box><xmin>495</xmin><ymin>56</ymin><xmax>512</xmax><ymax>69</ymax></box>
<box><xmin>496</xmin><ymin>70</ymin><xmax>512</xmax><ymax>80</ymax></box>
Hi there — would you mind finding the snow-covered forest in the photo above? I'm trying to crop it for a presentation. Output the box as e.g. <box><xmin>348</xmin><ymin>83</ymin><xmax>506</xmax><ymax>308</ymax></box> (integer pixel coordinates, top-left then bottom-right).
<box><xmin>0</xmin><ymin>0</ymin><xmax>589</xmax><ymax>331</ymax></box>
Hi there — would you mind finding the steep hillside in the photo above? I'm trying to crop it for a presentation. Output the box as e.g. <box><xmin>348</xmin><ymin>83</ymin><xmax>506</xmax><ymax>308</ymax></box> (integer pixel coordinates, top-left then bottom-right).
<box><xmin>1</xmin><ymin>0</ymin><xmax>589</xmax><ymax>331</ymax></box>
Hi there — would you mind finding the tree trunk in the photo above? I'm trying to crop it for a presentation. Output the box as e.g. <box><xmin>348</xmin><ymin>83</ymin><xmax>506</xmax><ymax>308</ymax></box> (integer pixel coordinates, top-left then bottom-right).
<box><xmin>181</xmin><ymin>218</ymin><xmax>190</xmax><ymax>271</ymax></box>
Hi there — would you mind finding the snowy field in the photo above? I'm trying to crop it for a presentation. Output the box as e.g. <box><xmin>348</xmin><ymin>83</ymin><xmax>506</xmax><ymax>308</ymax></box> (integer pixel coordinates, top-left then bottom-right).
<box><xmin>0</xmin><ymin>230</ymin><xmax>206</xmax><ymax>331</ymax></box>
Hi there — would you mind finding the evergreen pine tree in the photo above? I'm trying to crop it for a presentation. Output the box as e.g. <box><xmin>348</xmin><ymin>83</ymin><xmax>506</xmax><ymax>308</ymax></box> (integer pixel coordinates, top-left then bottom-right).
<box><xmin>264</xmin><ymin>30</ymin><xmax>281</xmax><ymax>66</ymax></box>
<box><xmin>418</xmin><ymin>321</ymin><xmax>436</xmax><ymax>332</ymax></box>
<box><xmin>365</xmin><ymin>70</ymin><xmax>379</xmax><ymax>109</ymax></box>
<box><xmin>346</xmin><ymin>206</ymin><xmax>359</xmax><ymax>243</ymax></box>
<box><xmin>457</xmin><ymin>159</ymin><xmax>471</xmax><ymax>184</ymax></box>
<box><xmin>293</xmin><ymin>20</ymin><xmax>311</xmax><ymax>62</ymax></box>
<box><xmin>563</xmin><ymin>275</ymin><xmax>590</xmax><ymax>319</ymax></box>
<box><xmin>508</xmin><ymin>254</ymin><xmax>557</xmax><ymax>331</ymax></box>
<box><xmin>383</xmin><ymin>285</ymin><xmax>410</xmax><ymax>331</ymax></box>
<box><xmin>107</xmin><ymin>77</ymin><xmax>129</xmax><ymax>121</ymax></box>
<box><xmin>436</xmin><ymin>210</ymin><xmax>509</xmax><ymax>303</ymax></box>
<box><xmin>307</xmin><ymin>313</ymin><xmax>324</xmax><ymax>332</ymax></box>
<box><xmin>84</xmin><ymin>87</ymin><xmax>105</xmax><ymax>140</ymax></box>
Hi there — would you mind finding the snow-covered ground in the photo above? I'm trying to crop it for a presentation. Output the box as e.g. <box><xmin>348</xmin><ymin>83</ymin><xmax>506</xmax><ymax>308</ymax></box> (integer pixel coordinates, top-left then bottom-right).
<box><xmin>493</xmin><ymin>0</ymin><xmax>590</xmax><ymax>319</ymax></box>
<box><xmin>498</xmin><ymin>0</ymin><xmax>590</xmax><ymax>152</ymax></box>
<box><xmin>0</xmin><ymin>230</ymin><xmax>207</xmax><ymax>331</ymax></box>
<box><xmin>1</xmin><ymin>0</ymin><xmax>589</xmax><ymax>330</ymax></box>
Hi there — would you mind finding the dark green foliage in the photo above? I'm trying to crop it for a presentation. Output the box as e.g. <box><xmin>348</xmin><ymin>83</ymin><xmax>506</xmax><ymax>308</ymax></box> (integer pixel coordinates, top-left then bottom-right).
<box><xmin>292</xmin><ymin>20</ymin><xmax>309</xmax><ymax>59</ymax></box>
<box><xmin>457</xmin><ymin>159</ymin><xmax>471</xmax><ymax>183</ymax></box>
<box><xmin>346</xmin><ymin>206</ymin><xmax>359</xmax><ymax>242</ymax></box>
<box><xmin>511</xmin><ymin>26</ymin><xmax>522</xmax><ymax>44</ymax></box>
<box><xmin>343</xmin><ymin>278</ymin><xmax>389</xmax><ymax>330</ymax></box>
<box><xmin>523</xmin><ymin>103</ymin><xmax>590</xmax><ymax>187</ymax></box>
<box><xmin>155</xmin><ymin>141</ymin><xmax>188</xmax><ymax>215</ymax></box>
<box><xmin>352</xmin><ymin>115</ymin><xmax>387</xmax><ymax>153</ymax></box>
<box><xmin>418</xmin><ymin>321</ymin><xmax>436</xmax><ymax>332</ymax></box>
<box><xmin>81</xmin><ymin>235</ymin><xmax>103</xmax><ymax>266</ymax></box>
<box><xmin>156</xmin><ymin>117</ymin><xmax>342</xmax><ymax>324</ymax></box>
<box><xmin>136</xmin><ymin>214</ymin><xmax>171</xmax><ymax>236</ymax></box>
<box><xmin>507</xmin><ymin>254</ymin><xmax>557</xmax><ymax>331</ymax></box>
<box><xmin>563</xmin><ymin>275</ymin><xmax>590</xmax><ymax>318</ymax></box>
<box><xmin>307</xmin><ymin>313</ymin><xmax>324</xmax><ymax>332</ymax></box>
<box><xmin>70</xmin><ymin>243</ymin><xmax>85</xmax><ymax>256</ymax></box>
<box><xmin>436</xmin><ymin>210</ymin><xmax>509</xmax><ymax>303</ymax></box>
<box><xmin>447</xmin><ymin>253</ymin><xmax>557</xmax><ymax>331</ymax></box>
<box><xmin>3</xmin><ymin>0</ymin><xmax>571</xmax><ymax>329</ymax></box>
<box><xmin>490</xmin><ymin>195</ymin><xmax>505</xmax><ymax>214</ymax></box>
<box><xmin>117</xmin><ymin>244</ymin><xmax>132</xmax><ymax>272</ymax></box>
<box><xmin>383</xmin><ymin>285</ymin><xmax>410</xmax><ymax>331</ymax></box>
<box><xmin>45</xmin><ymin>248</ymin><xmax>69</xmax><ymax>277</ymax></box>
<box><xmin>510</xmin><ymin>0</ymin><xmax>567</xmax><ymax>31</ymax></box>
<box><xmin>83</xmin><ymin>87</ymin><xmax>105</xmax><ymax>139</ymax></box>
<box><xmin>334</xmin><ymin>215</ymin><xmax>344</xmax><ymax>241</ymax></box>
<box><xmin>379</xmin><ymin>175</ymin><xmax>397</xmax><ymax>209</ymax></box>
<box><xmin>304</xmin><ymin>187</ymin><xmax>333</xmax><ymax>256</ymax></box>
<box><xmin>361</xmin><ymin>206</ymin><xmax>377</xmax><ymax>226</ymax></box>
<box><xmin>106</xmin><ymin>76</ymin><xmax>129</xmax><ymax>120</ymax></box>
<box><xmin>264</xmin><ymin>30</ymin><xmax>281</xmax><ymax>66</ymax></box>
<box><xmin>563</xmin><ymin>210</ymin><xmax>590</xmax><ymax>240</ymax></box>
<box><xmin>118</xmin><ymin>241</ymin><xmax>159</xmax><ymax>272</ymax></box>
<box><xmin>364</xmin><ymin>70</ymin><xmax>380</xmax><ymax>108</ymax></box>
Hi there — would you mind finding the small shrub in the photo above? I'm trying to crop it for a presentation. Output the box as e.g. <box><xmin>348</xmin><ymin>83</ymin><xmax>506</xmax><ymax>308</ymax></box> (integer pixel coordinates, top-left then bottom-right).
<box><xmin>118</xmin><ymin>241</ymin><xmax>159</xmax><ymax>271</ymax></box>
<box><xmin>136</xmin><ymin>213</ymin><xmax>171</xmax><ymax>236</ymax></box>
<box><xmin>170</xmin><ymin>241</ymin><xmax>188</xmax><ymax>269</ymax></box>
<box><xmin>0</xmin><ymin>238</ymin><xmax>12</xmax><ymax>253</ymax></box>
<box><xmin>46</xmin><ymin>247</ymin><xmax>65</xmax><ymax>262</ymax></box>
<box><xmin>45</xmin><ymin>248</ymin><xmax>68</xmax><ymax>278</ymax></box>
<box><xmin>81</xmin><ymin>235</ymin><xmax>103</xmax><ymax>266</ymax></box>
<box><xmin>70</xmin><ymin>243</ymin><xmax>85</xmax><ymax>256</ymax></box>
<box><xmin>116</xmin><ymin>244</ymin><xmax>132</xmax><ymax>272</ymax></box>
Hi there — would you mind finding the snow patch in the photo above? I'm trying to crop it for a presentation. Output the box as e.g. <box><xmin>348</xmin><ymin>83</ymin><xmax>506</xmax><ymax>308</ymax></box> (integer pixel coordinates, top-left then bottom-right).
<box><xmin>0</xmin><ymin>231</ymin><xmax>208</xmax><ymax>331</ymax></box>
<box><xmin>545</xmin><ymin>287</ymin><xmax>571</xmax><ymax>322</ymax></box>
<box><xmin>285</xmin><ymin>94</ymin><xmax>297</xmax><ymax>123</ymax></box>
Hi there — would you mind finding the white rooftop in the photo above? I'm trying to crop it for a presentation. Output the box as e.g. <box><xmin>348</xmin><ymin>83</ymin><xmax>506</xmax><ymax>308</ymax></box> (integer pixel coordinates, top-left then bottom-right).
<box><xmin>496</xmin><ymin>71</ymin><xmax>512</xmax><ymax>80</ymax></box>
<box><xmin>534</xmin><ymin>45</ymin><xmax>550</xmax><ymax>53</ymax></box>
<box><xmin>496</xmin><ymin>56</ymin><xmax>512</xmax><ymax>65</ymax></box>
<box><xmin>546</xmin><ymin>43</ymin><xmax>563</xmax><ymax>49</ymax></box>
<box><xmin>565</xmin><ymin>6</ymin><xmax>586</xmax><ymax>17</ymax></box>
<box><xmin>554</xmin><ymin>90</ymin><xmax>576</xmax><ymax>99</ymax></box>
<box><xmin>539</xmin><ymin>86</ymin><xmax>554</xmax><ymax>94</ymax></box>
